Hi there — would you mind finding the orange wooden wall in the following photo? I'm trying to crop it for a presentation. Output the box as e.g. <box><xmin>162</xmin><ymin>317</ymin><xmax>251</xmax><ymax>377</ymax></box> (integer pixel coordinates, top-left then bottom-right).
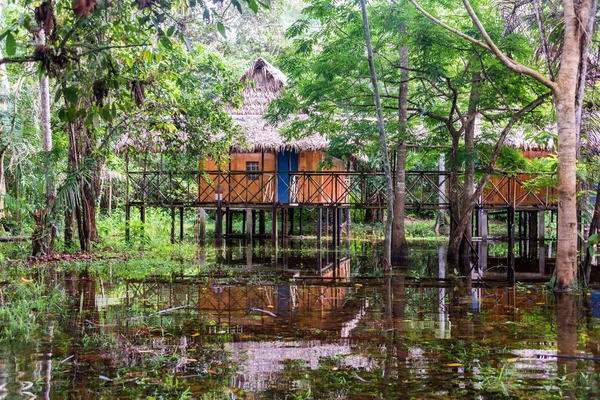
<box><xmin>199</xmin><ymin>151</ymin><xmax>348</xmax><ymax>204</ymax></box>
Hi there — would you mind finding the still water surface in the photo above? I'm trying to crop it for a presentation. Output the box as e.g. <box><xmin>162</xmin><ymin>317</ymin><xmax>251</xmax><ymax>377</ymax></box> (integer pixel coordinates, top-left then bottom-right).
<box><xmin>1</xmin><ymin>240</ymin><xmax>600</xmax><ymax>399</ymax></box>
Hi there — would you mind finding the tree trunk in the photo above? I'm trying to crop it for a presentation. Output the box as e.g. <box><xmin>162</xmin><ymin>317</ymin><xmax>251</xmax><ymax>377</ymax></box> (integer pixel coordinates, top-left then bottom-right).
<box><xmin>64</xmin><ymin>209</ymin><xmax>74</xmax><ymax>248</ymax></box>
<box><xmin>0</xmin><ymin>149</ymin><xmax>5</xmax><ymax>225</ymax></box>
<box><xmin>391</xmin><ymin>44</ymin><xmax>409</xmax><ymax>263</ymax></box>
<box><xmin>447</xmin><ymin>132</ymin><xmax>461</xmax><ymax>262</ymax></box>
<box><xmin>553</xmin><ymin>0</ymin><xmax>594</xmax><ymax>290</ymax></box>
<box><xmin>32</xmin><ymin>28</ymin><xmax>56</xmax><ymax>256</ymax></box>
<box><xmin>68</xmin><ymin>118</ymin><xmax>99</xmax><ymax>252</ymax></box>
<box><xmin>360</xmin><ymin>0</ymin><xmax>394</xmax><ymax>265</ymax></box>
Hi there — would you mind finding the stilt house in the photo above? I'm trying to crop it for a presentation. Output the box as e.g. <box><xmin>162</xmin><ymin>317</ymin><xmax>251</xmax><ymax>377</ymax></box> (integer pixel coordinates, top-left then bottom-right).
<box><xmin>199</xmin><ymin>58</ymin><xmax>347</xmax><ymax>206</ymax></box>
<box><xmin>482</xmin><ymin>132</ymin><xmax>557</xmax><ymax>208</ymax></box>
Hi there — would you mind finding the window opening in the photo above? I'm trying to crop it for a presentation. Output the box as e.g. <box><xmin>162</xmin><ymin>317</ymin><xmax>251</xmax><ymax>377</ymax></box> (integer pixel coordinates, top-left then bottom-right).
<box><xmin>247</xmin><ymin>161</ymin><xmax>259</xmax><ymax>180</ymax></box>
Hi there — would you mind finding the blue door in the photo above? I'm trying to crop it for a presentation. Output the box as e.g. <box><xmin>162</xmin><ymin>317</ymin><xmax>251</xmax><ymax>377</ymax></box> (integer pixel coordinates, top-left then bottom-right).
<box><xmin>277</xmin><ymin>150</ymin><xmax>298</xmax><ymax>202</ymax></box>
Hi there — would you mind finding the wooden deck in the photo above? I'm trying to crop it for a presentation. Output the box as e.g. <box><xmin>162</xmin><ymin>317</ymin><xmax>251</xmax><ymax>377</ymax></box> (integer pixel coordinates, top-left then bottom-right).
<box><xmin>126</xmin><ymin>170</ymin><xmax>557</xmax><ymax>211</ymax></box>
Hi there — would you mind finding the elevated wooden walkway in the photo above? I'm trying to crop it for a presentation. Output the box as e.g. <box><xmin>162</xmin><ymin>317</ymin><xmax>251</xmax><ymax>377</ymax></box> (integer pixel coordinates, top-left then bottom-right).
<box><xmin>126</xmin><ymin>170</ymin><xmax>557</xmax><ymax>211</ymax></box>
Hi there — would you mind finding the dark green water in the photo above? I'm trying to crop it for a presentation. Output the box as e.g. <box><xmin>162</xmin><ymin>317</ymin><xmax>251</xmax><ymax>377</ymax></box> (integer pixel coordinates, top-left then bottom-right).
<box><xmin>1</xmin><ymin>240</ymin><xmax>599</xmax><ymax>399</ymax></box>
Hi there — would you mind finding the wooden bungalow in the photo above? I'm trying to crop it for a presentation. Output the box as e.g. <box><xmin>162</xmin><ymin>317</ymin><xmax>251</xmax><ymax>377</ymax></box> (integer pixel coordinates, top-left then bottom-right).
<box><xmin>198</xmin><ymin>58</ymin><xmax>347</xmax><ymax>207</ymax></box>
<box><xmin>482</xmin><ymin>132</ymin><xmax>557</xmax><ymax>209</ymax></box>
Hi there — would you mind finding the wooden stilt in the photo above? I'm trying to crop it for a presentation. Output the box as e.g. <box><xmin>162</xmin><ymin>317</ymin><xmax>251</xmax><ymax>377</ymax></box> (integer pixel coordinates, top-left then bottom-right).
<box><xmin>252</xmin><ymin>210</ymin><xmax>256</xmax><ymax>235</ymax></box>
<box><xmin>125</xmin><ymin>204</ymin><xmax>131</xmax><ymax>243</ymax></box>
<box><xmin>332</xmin><ymin>207</ymin><xmax>338</xmax><ymax>247</ymax></box>
<box><xmin>538</xmin><ymin>210</ymin><xmax>545</xmax><ymax>242</ymax></box>
<box><xmin>272</xmin><ymin>208</ymin><xmax>278</xmax><ymax>246</ymax></box>
<box><xmin>259</xmin><ymin>210</ymin><xmax>266</xmax><ymax>235</ymax></box>
<box><xmin>215</xmin><ymin>208</ymin><xmax>223</xmax><ymax>244</ymax></box>
<box><xmin>337</xmin><ymin>208</ymin><xmax>342</xmax><ymax>246</ymax></box>
<box><xmin>282</xmin><ymin>208</ymin><xmax>288</xmax><ymax>247</ymax></box>
<box><xmin>507</xmin><ymin>206</ymin><xmax>515</xmax><ymax>284</ymax></box>
<box><xmin>317</xmin><ymin>208</ymin><xmax>323</xmax><ymax>246</ymax></box>
<box><xmin>246</xmin><ymin>208</ymin><xmax>252</xmax><ymax>242</ymax></box>
<box><xmin>289</xmin><ymin>208</ymin><xmax>295</xmax><ymax>236</ymax></box>
<box><xmin>242</xmin><ymin>210</ymin><xmax>247</xmax><ymax>235</ymax></box>
<box><xmin>226</xmin><ymin>207</ymin><xmax>232</xmax><ymax>238</ymax></box>
<box><xmin>299</xmin><ymin>208</ymin><xmax>303</xmax><ymax>236</ymax></box>
<box><xmin>478</xmin><ymin>209</ymin><xmax>488</xmax><ymax>240</ymax></box>
<box><xmin>179</xmin><ymin>207</ymin><xmax>184</xmax><ymax>241</ymax></box>
<box><xmin>170</xmin><ymin>207</ymin><xmax>175</xmax><ymax>244</ymax></box>
<box><xmin>345</xmin><ymin>208</ymin><xmax>351</xmax><ymax>237</ymax></box>
<box><xmin>198</xmin><ymin>208</ymin><xmax>206</xmax><ymax>245</ymax></box>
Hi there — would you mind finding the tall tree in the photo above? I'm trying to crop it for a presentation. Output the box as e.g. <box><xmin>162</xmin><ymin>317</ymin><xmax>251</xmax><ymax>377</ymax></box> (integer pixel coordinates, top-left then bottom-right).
<box><xmin>359</xmin><ymin>0</ymin><xmax>394</xmax><ymax>264</ymax></box>
<box><xmin>408</xmin><ymin>0</ymin><xmax>597</xmax><ymax>290</ymax></box>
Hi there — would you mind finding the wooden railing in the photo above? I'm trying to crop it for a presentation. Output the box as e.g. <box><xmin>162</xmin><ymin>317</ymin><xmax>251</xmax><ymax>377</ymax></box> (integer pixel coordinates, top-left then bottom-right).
<box><xmin>127</xmin><ymin>170</ymin><xmax>557</xmax><ymax>210</ymax></box>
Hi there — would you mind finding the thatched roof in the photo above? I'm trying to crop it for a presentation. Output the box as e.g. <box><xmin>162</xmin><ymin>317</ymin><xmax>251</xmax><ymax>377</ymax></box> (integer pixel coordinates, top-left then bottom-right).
<box><xmin>231</xmin><ymin>58</ymin><xmax>287</xmax><ymax>116</ymax></box>
<box><xmin>504</xmin><ymin>129</ymin><xmax>556</xmax><ymax>152</ymax></box>
<box><xmin>229</xmin><ymin>58</ymin><xmax>329</xmax><ymax>153</ymax></box>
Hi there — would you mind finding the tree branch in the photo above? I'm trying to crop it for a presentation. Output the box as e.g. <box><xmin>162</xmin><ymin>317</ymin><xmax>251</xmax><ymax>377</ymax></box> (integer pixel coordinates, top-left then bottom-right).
<box><xmin>0</xmin><ymin>56</ymin><xmax>37</xmax><ymax>65</ymax></box>
<box><xmin>403</xmin><ymin>0</ymin><xmax>557</xmax><ymax>90</ymax></box>
<box><xmin>460</xmin><ymin>0</ymin><xmax>557</xmax><ymax>90</ymax></box>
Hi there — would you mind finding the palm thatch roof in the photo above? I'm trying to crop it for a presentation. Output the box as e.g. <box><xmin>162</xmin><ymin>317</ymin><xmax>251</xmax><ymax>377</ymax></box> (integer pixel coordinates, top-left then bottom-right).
<box><xmin>229</xmin><ymin>58</ymin><xmax>329</xmax><ymax>153</ymax></box>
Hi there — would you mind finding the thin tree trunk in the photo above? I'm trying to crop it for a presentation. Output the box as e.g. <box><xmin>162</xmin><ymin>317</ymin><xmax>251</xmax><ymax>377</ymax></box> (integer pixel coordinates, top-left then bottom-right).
<box><xmin>0</xmin><ymin>149</ymin><xmax>5</xmax><ymax>227</ymax></box>
<box><xmin>458</xmin><ymin>71</ymin><xmax>480</xmax><ymax>269</ymax></box>
<box><xmin>359</xmin><ymin>0</ymin><xmax>394</xmax><ymax>265</ymax></box>
<box><xmin>447</xmin><ymin>132</ymin><xmax>461</xmax><ymax>262</ymax></box>
<box><xmin>447</xmin><ymin>93</ymin><xmax>551</xmax><ymax>263</ymax></box>
<box><xmin>553</xmin><ymin>0</ymin><xmax>595</xmax><ymax>290</ymax></box>
<box><xmin>392</xmin><ymin>44</ymin><xmax>409</xmax><ymax>263</ymax></box>
<box><xmin>64</xmin><ymin>209</ymin><xmax>74</xmax><ymax>248</ymax></box>
<box><xmin>32</xmin><ymin>28</ymin><xmax>55</xmax><ymax>256</ymax></box>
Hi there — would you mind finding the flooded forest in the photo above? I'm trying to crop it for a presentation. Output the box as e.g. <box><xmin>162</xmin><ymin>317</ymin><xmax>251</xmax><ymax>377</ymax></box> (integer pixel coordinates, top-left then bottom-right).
<box><xmin>2</xmin><ymin>0</ymin><xmax>600</xmax><ymax>398</ymax></box>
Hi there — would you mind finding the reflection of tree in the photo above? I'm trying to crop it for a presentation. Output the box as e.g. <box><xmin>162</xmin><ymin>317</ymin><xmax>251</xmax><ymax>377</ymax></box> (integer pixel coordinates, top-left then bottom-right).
<box><xmin>555</xmin><ymin>293</ymin><xmax>579</xmax><ymax>400</ymax></box>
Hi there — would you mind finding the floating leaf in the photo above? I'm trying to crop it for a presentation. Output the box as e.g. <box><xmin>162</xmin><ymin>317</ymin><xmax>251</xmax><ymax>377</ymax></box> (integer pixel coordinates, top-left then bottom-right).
<box><xmin>507</xmin><ymin>358</ymin><xmax>518</xmax><ymax>363</ymax></box>
<box><xmin>191</xmin><ymin>333</ymin><xmax>200</xmax><ymax>337</ymax></box>
<box><xmin>445</xmin><ymin>363</ymin><xmax>463</xmax><ymax>367</ymax></box>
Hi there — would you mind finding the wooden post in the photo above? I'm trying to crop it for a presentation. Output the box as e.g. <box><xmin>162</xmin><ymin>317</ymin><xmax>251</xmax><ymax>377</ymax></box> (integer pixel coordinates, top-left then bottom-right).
<box><xmin>478</xmin><ymin>209</ymin><xmax>488</xmax><ymax>240</ymax></box>
<box><xmin>226</xmin><ymin>207</ymin><xmax>232</xmax><ymax>238</ymax></box>
<box><xmin>337</xmin><ymin>208</ymin><xmax>342</xmax><ymax>246</ymax></box>
<box><xmin>539</xmin><ymin>210</ymin><xmax>545</xmax><ymax>242</ymax></box>
<box><xmin>299</xmin><ymin>208</ymin><xmax>303</xmax><ymax>236</ymax></box>
<box><xmin>125</xmin><ymin>204</ymin><xmax>131</xmax><ymax>243</ymax></box>
<box><xmin>198</xmin><ymin>208</ymin><xmax>206</xmax><ymax>245</ymax></box>
<box><xmin>289</xmin><ymin>208</ymin><xmax>295</xmax><ymax>236</ymax></box>
<box><xmin>317</xmin><ymin>208</ymin><xmax>323</xmax><ymax>246</ymax></box>
<box><xmin>170</xmin><ymin>207</ymin><xmax>175</xmax><ymax>244</ymax></box>
<box><xmin>345</xmin><ymin>208</ymin><xmax>351</xmax><ymax>238</ymax></box>
<box><xmin>215</xmin><ymin>208</ymin><xmax>223</xmax><ymax>244</ymax></box>
<box><xmin>179</xmin><ymin>207</ymin><xmax>184</xmax><ymax>241</ymax></box>
<box><xmin>252</xmin><ymin>210</ymin><xmax>257</xmax><ymax>235</ymax></box>
<box><xmin>242</xmin><ymin>210</ymin><xmax>247</xmax><ymax>235</ymax></box>
<box><xmin>346</xmin><ymin>208</ymin><xmax>351</xmax><ymax>253</ymax></box>
<box><xmin>246</xmin><ymin>208</ymin><xmax>252</xmax><ymax>242</ymax></box>
<box><xmin>282</xmin><ymin>208</ymin><xmax>288</xmax><ymax>247</ymax></box>
<box><xmin>332</xmin><ymin>207</ymin><xmax>338</xmax><ymax>247</ymax></box>
<box><xmin>272</xmin><ymin>207</ymin><xmax>278</xmax><ymax>246</ymax></box>
<box><xmin>507</xmin><ymin>206</ymin><xmax>515</xmax><ymax>285</ymax></box>
<box><xmin>140</xmin><ymin>206</ymin><xmax>145</xmax><ymax>237</ymax></box>
<box><xmin>259</xmin><ymin>210</ymin><xmax>266</xmax><ymax>235</ymax></box>
<box><xmin>529</xmin><ymin>211</ymin><xmax>538</xmax><ymax>241</ymax></box>
<box><xmin>326</xmin><ymin>208</ymin><xmax>330</xmax><ymax>236</ymax></box>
